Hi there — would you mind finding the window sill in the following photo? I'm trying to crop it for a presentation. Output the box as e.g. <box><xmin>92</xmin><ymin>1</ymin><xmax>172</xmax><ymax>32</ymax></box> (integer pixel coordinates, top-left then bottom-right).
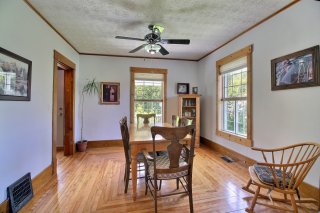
<box><xmin>216</xmin><ymin>130</ymin><xmax>252</xmax><ymax>147</ymax></box>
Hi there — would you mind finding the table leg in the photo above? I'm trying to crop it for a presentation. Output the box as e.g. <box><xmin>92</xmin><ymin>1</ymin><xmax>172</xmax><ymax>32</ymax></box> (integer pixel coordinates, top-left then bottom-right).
<box><xmin>131</xmin><ymin>149</ymin><xmax>138</xmax><ymax>201</ymax></box>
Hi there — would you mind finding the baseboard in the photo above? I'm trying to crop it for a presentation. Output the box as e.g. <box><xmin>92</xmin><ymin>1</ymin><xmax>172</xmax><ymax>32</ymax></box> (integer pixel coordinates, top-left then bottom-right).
<box><xmin>32</xmin><ymin>164</ymin><xmax>54</xmax><ymax>195</ymax></box>
<box><xmin>200</xmin><ymin>136</ymin><xmax>256</xmax><ymax>167</ymax></box>
<box><xmin>0</xmin><ymin>199</ymin><xmax>9</xmax><ymax>213</ymax></box>
<box><xmin>0</xmin><ymin>164</ymin><xmax>53</xmax><ymax>213</ymax></box>
<box><xmin>87</xmin><ymin>140</ymin><xmax>123</xmax><ymax>148</ymax></box>
<box><xmin>200</xmin><ymin>136</ymin><xmax>320</xmax><ymax>204</ymax></box>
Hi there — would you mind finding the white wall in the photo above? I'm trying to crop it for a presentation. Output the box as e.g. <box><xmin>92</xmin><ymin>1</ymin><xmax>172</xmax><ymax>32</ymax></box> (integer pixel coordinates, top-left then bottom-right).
<box><xmin>0</xmin><ymin>0</ymin><xmax>79</xmax><ymax>202</ymax></box>
<box><xmin>198</xmin><ymin>0</ymin><xmax>320</xmax><ymax>187</ymax></box>
<box><xmin>78</xmin><ymin>55</ymin><xmax>199</xmax><ymax>141</ymax></box>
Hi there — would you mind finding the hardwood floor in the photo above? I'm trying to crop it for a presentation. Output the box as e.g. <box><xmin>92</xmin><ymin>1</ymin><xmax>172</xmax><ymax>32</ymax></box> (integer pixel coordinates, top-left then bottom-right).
<box><xmin>21</xmin><ymin>145</ymin><xmax>318</xmax><ymax>213</ymax></box>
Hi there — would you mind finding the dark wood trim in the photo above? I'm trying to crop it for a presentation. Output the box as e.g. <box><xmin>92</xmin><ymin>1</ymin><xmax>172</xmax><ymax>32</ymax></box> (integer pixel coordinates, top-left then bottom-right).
<box><xmin>23</xmin><ymin>1</ymin><xmax>79</xmax><ymax>53</ymax></box>
<box><xmin>54</xmin><ymin>50</ymin><xmax>76</xmax><ymax>69</ymax></box>
<box><xmin>200</xmin><ymin>136</ymin><xmax>320</xmax><ymax>204</ymax></box>
<box><xmin>56</xmin><ymin>147</ymin><xmax>64</xmax><ymax>152</ymax></box>
<box><xmin>0</xmin><ymin>199</ymin><xmax>9</xmax><ymax>213</ymax></box>
<box><xmin>87</xmin><ymin>140</ymin><xmax>123</xmax><ymax>148</ymax></box>
<box><xmin>52</xmin><ymin>51</ymin><xmax>76</xmax><ymax>174</ymax></box>
<box><xmin>197</xmin><ymin>0</ymin><xmax>300</xmax><ymax>61</ymax></box>
<box><xmin>79</xmin><ymin>53</ymin><xmax>197</xmax><ymax>62</ymax></box>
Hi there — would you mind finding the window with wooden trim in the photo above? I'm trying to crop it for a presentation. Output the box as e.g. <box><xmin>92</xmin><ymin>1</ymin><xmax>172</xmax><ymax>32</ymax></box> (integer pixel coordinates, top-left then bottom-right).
<box><xmin>130</xmin><ymin>67</ymin><xmax>167</xmax><ymax>124</ymax></box>
<box><xmin>216</xmin><ymin>45</ymin><xmax>253</xmax><ymax>147</ymax></box>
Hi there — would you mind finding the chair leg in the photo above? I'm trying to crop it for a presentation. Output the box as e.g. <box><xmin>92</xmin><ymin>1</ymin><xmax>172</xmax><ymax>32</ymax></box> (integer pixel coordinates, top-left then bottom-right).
<box><xmin>124</xmin><ymin>163</ymin><xmax>130</xmax><ymax>193</ymax></box>
<box><xmin>159</xmin><ymin>180</ymin><xmax>162</xmax><ymax>190</ymax></box>
<box><xmin>290</xmin><ymin>194</ymin><xmax>298</xmax><ymax>213</ymax></box>
<box><xmin>145</xmin><ymin>172</ymin><xmax>148</xmax><ymax>195</ymax></box>
<box><xmin>154</xmin><ymin>179</ymin><xmax>158</xmax><ymax>213</ymax></box>
<box><xmin>188</xmin><ymin>176</ymin><xmax>194</xmax><ymax>213</ymax></box>
<box><xmin>246</xmin><ymin>186</ymin><xmax>260</xmax><ymax>213</ymax></box>
<box><xmin>124</xmin><ymin>165</ymin><xmax>127</xmax><ymax>182</ymax></box>
<box><xmin>245</xmin><ymin>179</ymin><xmax>252</xmax><ymax>189</ymax></box>
<box><xmin>176</xmin><ymin>178</ymin><xmax>179</xmax><ymax>189</ymax></box>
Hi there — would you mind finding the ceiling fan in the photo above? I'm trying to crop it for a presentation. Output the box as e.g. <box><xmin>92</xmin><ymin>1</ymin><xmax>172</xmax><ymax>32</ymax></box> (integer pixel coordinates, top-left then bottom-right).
<box><xmin>115</xmin><ymin>24</ymin><xmax>190</xmax><ymax>55</ymax></box>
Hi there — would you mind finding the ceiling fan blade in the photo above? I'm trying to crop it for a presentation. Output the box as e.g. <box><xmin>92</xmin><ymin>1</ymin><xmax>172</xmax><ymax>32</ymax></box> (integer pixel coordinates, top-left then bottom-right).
<box><xmin>115</xmin><ymin>36</ymin><xmax>145</xmax><ymax>41</ymax></box>
<box><xmin>161</xmin><ymin>39</ymin><xmax>190</xmax><ymax>45</ymax></box>
<box><xmin>129</xmin><ymin>44</ymin><xmax>147</xmax><ymax>53</ymax></box>
<box><xmin>158</xmin><ymin>45</ymin><xmax>169</xmax><ymax>55</ymax></box>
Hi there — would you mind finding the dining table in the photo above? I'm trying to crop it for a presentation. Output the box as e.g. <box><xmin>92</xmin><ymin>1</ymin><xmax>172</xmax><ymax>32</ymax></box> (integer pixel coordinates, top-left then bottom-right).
<box><xmin>129</xmin><ymin>122</ymin><xmax>191</xmax><ymax>200</ymax></box>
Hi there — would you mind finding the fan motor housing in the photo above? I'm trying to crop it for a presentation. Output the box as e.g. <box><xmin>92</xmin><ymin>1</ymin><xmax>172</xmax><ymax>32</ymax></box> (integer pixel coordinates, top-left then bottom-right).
<box><xmin>145</xmin><ymin>33</ymin><xmax>160</xmax><ymax>44</ymax></box>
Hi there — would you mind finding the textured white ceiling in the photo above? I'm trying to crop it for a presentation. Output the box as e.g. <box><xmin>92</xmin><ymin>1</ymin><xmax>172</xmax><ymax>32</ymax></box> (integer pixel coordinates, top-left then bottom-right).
<box><xmin>27</xmin><ymin>0</ymin><xmax>295</xmax><ymax>60</ymax></box>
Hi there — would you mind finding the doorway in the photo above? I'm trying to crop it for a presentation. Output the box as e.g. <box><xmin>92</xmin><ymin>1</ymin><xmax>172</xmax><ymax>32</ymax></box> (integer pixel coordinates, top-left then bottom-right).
<box><xmin>52</xmin><ymin>50</ymin><xmax>76</xmax><ymax>173</ymax></box>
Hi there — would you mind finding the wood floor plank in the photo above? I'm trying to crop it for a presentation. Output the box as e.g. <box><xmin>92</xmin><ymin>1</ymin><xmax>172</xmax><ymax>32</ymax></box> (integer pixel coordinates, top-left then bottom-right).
<box><xmin>20</xmin><ymin>146</ymin><xmax>318</xmax><ymax>213</ymax></box>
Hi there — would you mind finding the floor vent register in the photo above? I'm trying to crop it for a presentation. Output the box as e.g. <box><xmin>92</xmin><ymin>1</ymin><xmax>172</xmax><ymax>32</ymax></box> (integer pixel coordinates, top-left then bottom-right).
<box><xmin>7</xmin><ymin>173</ymin><xmax>33</xmax><ymax>213</ymax></box>
<box><xmin>221</xmin><ymin>155</ymin><xmax>235</xmax><ymax>163</ymax></box>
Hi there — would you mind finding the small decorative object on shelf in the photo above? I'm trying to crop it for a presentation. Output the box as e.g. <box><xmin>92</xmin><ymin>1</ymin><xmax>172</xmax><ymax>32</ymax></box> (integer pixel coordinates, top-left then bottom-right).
<box><xmin>192</xmin><ymin>87</ymin><xmax>198</xmax><ymax>94</ymax></box>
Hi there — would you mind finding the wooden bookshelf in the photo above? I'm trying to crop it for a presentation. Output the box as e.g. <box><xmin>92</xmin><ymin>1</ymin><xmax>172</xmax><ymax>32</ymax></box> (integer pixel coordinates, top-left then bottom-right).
<box><xmin>178</xmin><ymin>94</ymin><xmax>200</xmax><ymax>147</ymax></box>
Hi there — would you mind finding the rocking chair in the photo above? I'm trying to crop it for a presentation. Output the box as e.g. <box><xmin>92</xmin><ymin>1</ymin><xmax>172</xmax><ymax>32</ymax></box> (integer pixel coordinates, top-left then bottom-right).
<box><xmin>242</xmin><ymin>142</ymin><xmax>320</xmax><ymax>212</ymax></box>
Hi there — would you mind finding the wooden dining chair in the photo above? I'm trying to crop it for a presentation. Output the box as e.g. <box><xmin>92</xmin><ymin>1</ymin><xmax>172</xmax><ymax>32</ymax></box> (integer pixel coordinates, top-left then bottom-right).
<box><xmin>143</xmin><ymin>125</ymin><xmax>196</xmax><ymax>213</ymax></box>
<box><xmin>180</xmin><ymin>117</ymin><xmax>193</xmax><ymax>126</ymax></box>
<box><xmin>119</xmin><ymin>116</ymin><xmax>145</xmax><ymax>193</ymax></box>
<box><xmin>172</xmin><ymin>115</ymin><xmax>180</xmax><ymax>127</ymax></box>
<box><xmin>242</xmin><ymin>142</ymin><xmax>320</xmax><ymax>212</ymax></box>
<box><xmin>137</xmin><ymin>113</ymin><xmax>156</xmax><ymax>126</ymax></box>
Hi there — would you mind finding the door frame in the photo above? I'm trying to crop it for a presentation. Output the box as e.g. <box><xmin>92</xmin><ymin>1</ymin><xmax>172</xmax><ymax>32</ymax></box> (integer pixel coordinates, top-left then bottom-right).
<box><xmin>52</xmin><ymin>50</ymin><xmax>76</xmax><ymax>174</ymax></box>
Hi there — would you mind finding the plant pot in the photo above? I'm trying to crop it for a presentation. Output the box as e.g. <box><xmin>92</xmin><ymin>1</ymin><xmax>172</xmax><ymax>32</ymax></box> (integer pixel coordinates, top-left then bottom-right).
<box><xmin>76</xmin><ymin>140</ymin><xmax>88</xmax><ymax>152</ymax></box>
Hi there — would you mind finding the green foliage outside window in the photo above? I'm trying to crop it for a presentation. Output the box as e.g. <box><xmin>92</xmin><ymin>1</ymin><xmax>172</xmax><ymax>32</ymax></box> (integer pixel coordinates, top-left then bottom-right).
<box><xmin>134</xmin><ymin>80</ymin><xmax>163</xmax><ymax>123</ymax></box>
<box><xmin>223</xmin><ymin>68</ymin><xmax>247</xmax><ymax>136</ymax></box>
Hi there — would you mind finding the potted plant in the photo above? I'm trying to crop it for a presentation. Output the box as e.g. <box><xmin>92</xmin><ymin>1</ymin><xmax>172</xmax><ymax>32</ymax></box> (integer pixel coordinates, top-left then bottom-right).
<box><xmin>76</xmin><ymin>78</ymin><xmax>99</xmax><ymax>152</ymax></box>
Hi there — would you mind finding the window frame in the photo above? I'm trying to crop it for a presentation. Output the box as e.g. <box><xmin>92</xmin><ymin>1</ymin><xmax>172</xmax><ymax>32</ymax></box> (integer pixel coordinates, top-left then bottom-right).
<box><xmin>216</xmin><ymin>45</ymin><xmax>253</xmax><ymax>147</ymax></box>
<box><xmin>130</xmin><ymin>67</ymin><xmax>167</xmax><ymax>124</ymax></box>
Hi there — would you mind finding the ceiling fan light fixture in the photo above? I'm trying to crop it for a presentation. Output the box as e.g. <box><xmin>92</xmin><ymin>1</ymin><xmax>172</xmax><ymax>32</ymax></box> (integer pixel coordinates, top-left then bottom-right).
<box><xmin>145</xmin><ymin>44</ymin><xmax>161</xmax><ymax>54</ymax></box>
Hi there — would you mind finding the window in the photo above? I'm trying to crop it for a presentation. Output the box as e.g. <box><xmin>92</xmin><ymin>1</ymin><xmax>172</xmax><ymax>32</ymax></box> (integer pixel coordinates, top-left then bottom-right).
<box><xmin>130</xmin><ymin>67</ymin><xmax>167</xmax><ymax>124</ymax></box>
<box><xmin>216</xmin><ymin>45</ymin><xmax>252</xmax><ymax>146</ymax></box>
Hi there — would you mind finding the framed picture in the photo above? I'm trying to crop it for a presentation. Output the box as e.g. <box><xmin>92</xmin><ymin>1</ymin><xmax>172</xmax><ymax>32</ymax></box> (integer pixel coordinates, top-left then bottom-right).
<box><xmin>177</xmin><ymin>83</ymin><xmax>189</xmax><ymax>94</ymax></box>
<box><xmin>192</xmin><ymin>87</ymin><xmax>198</xmax><ymax>94</ymax></box>
<box><xmin>100</xmin><ymin>82</ymin><xmax>120</xmax><ymax>104</ymax></box>
<box><xmin>0</xmin><ymin>47</ymin><xmax>32</xmax><ymax>101</ymax></box>
<box><xmin>271</xmin><ymin>45</ymin><xmax>319</xmax><ymax>90</ymax></box>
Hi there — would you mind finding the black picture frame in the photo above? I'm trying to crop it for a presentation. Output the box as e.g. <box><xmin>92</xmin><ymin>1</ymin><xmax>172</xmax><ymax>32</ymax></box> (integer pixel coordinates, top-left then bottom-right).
<box><xmin>177</xmin><ymin>83</ymin><xmax>189</xmax><ymax>94</ymax></box>
<box><xmin>271</xmin><ymin>45</ymin><xmax>320</xmax><ymax>91</ymax></box>
<box><xmin>0</xmin><ymin>47</ymin><xmax>32</xmax><ymax>101</ymax></box>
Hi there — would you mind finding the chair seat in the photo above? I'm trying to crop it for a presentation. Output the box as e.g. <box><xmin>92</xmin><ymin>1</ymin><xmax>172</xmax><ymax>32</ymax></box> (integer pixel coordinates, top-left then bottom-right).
<box><xmin>147</xmin><ymin>155</ymin><xmax>188</xmax><ymax>180</ymax></box>
<box><xmin>253</xmin><ymin>164</ymin><xmax>293</xmax><ymax>188</ymax></box>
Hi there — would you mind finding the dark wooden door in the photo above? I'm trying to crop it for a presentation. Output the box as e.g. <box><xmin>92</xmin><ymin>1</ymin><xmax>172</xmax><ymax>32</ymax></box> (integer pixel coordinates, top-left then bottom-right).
<box><xmin>63</xmin><ymin>69</ymin><xmax>74</xmax><ymax>155</ymax></box>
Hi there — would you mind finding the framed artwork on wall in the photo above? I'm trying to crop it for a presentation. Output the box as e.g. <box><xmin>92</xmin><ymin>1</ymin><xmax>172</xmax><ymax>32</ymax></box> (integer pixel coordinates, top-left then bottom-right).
<box><xmin>100</xmin><ymin>82</ymin><xmax>120</xmax><ymax>104</ymax></box>
<box><xmin>177</xmin><ymin>83</ymin><xmax>189</xmax><ymax>94</ymax></box>
<box><xmin>271</xmin><ymin>45</ymin><xmax>320</xmax><ymax>90</ymax></box>
<box><xmin>0</xmin><ymin>47</ymin><xmax>32</xmax><ymax>101</ymax></box>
